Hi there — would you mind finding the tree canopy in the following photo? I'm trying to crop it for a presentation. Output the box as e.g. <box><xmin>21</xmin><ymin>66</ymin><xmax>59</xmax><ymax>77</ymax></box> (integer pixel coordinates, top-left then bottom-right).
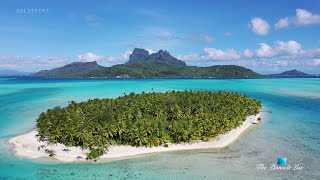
<box><xmin>36</xmin><ymin>91</ymin><xmax>261</xmax><ymax>159</ymax></box>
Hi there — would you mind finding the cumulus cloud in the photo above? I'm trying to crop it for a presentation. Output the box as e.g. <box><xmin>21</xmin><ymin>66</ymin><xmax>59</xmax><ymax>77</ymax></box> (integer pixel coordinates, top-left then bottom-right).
<box><xmin>250</xmin><ymin>17</ymin><xmax>270</xmax><ymax>35</ymax></box>
<box><xmin>275</xmin><ymin>40</ymin><xmax>302</xmax><ymax>54</ymax></box>
<box><xmin>121</xmin><ymin>51</ymin><xmax>132</xmax><ymax>60</ymax></box>
<box><xmin>0</xmin><ymin>56</ymin><xmax>66</xmax><ymax>71</ymax></box>
<box><xmin>0</xmin><ymin>50</ymin><xmax>136</xmax><ymax>72</ymax></box>
<box><xmin>256</xmin><ymin>43</ymin><xmax>275</xmax><ymax>57</ymax></box>
<box><xmin>145</xmin><ymin>49</ymin><xmax>156</xmax><ymax>54</ymax></box>
<box><xmin>275</xmin><ymin>9</ymin><xmax>320</xmax><ymax>29</ymax></box>
<box><xmin>243</xmin><ymin>49</ymin><xmax>254</xmax><ymax>58</ymax></box>
<box><xmin>295</xmin><ymin>9</ymin><xmax>320</xmax><ymax>25</ymax></box>
<box><xmin>77</xmin><ymin>52</ymin><xmax>103</xmax><ymax>62</ymax></box>
<box><xmin>306</xmin><ymin>59</ymin><xmax>320</xmax><ymax>66</ymax></box>
<box><xmin>76</xmin><ymin>51</ymin><xmax>139</xmax><ymax>64</ymax></box>
<box><xmin>275</xmin><ymin>17</ymin><xmax>290</xmax><ymax>29</ymax></box>
<box><xmin>255</xmin><ymin>41</ymin><xmax>304</xmax><ymax>58</ymax></box>
<box><xmin>177</xmin><ymin>40</ymin><xmax>320</xmax><ymax>63</ymax></box>
<box><xmin>203</xmin><ymin>48</ymin><xmax>241</xmax><ymax>60</ymax></box>
<box><xmin>103</xmin><ymin>51</ymin><xmax>132</xmax><ymax>63</ymax></box>
<box><xmin>177</xmin><ymin>54</ymin><xmax>200</xmax><ymax>61</ymax></box>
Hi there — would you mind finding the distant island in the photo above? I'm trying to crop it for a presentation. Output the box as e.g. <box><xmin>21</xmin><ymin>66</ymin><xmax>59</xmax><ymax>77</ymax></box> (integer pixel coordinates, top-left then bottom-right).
<box><xmin>10</xmin><ymin>91</ymin><xmax>262</xmax><ymax>161</ymax></box>
<box><xmin>29</xmin><ymin>48</ymin><xmax>318</xmax><ymax>79</ymax></box>
<box><xmin>0</xmin><ymin>70</ymin><xmax>31</xmax><ymax>76</ymax></box>
<box><xmin>32</xmin><ymin>48</ymin><xmax>262</xmax><ymax>78</ymax></box>
<box><xmin>267</xmin><ymin>69</ymin><xmax>314</xmax><ymax>78</ymax></box>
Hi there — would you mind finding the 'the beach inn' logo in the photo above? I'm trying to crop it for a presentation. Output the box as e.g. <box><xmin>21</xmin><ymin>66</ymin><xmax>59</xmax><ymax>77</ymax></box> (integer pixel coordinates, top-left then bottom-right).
<box><xmin>256</xmin><ymin>158</ymin><xmax>304</xmax><ymax>171</ymax></box>
<box><xmin>277</xmin><ymin>158</ymin><xmax>286</xmax><ymax>165</ymax></box>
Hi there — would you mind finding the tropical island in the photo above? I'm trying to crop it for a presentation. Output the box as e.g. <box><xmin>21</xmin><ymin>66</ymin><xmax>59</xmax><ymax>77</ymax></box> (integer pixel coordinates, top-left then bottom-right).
<box><xmin>32</xmin><ymin>48</ymin><xmax>262</xmax><ymax>78</ymax></box>
<box><xmin>9</xmin><ymin>91</ymin><xmax>262</xmax><ymax>162</ymax></box>
<box><xmin>28</xmin><ymin>48</ymin><xmax>317</xmax><ymax>79</ymax></box>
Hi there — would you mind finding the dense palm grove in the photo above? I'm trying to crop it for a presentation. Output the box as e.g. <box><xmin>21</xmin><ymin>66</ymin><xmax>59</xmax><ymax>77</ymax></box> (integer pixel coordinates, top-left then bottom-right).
<box><xmin>36</xmin><ymin>91</ymin><xmax>261</xmax><ymax>158</ymax></box>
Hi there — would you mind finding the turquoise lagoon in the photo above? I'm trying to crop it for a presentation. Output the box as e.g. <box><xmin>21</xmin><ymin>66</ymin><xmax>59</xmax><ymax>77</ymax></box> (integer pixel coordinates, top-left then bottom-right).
<box><xmin>0</xmin><ymin>77</ymin><xmax>319</xmax><ymax>179</ymax></box>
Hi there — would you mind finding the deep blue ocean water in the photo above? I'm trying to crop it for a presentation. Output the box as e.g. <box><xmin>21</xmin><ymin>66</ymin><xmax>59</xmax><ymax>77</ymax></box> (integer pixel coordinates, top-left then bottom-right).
<box><xmin>0</xmin><ymin>77</ymin><xmax>319</xmax><ymax>179</ymax></box>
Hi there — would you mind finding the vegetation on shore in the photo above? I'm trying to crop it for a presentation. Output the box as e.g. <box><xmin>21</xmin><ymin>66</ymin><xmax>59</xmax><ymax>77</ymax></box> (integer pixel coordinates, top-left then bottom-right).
<box><xmin>36</xmin><ymin>91</ymin><xmax>261</xmax><ymax>159</ymax></box>
<box><xmin>81</xmin><ymin>61</ymin><xmax>262</xmax><ymax>78</ymax></box>
<box><xmin>33</xmin><ymin>61</ymin><xmax>262</xmax><ymax>78</ymax></box>
<box><xmin>32</xmin><ymin>48</ymin><xmax>262</xmax><ymax>78</ymax></box>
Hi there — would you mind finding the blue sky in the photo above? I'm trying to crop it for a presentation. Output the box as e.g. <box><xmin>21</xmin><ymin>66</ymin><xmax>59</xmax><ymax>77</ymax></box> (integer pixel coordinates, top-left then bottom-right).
<box><xmin>0</xmin><ymin>0</ymin><xmax>320</xmax><ymax>74</ymax></box>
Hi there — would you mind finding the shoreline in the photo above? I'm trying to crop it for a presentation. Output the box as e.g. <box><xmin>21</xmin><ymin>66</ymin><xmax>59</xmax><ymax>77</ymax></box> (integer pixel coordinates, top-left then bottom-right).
<box><xmin>8</xmin><ymin>113</ymin><xmax>261</xmax><ymax>163</ymax></box>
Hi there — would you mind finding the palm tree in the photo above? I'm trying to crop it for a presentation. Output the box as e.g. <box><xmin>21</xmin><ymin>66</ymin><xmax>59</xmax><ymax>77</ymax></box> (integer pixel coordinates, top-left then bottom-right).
<box><xmin>36</xmin><ymin>90</ymin><xmax>262</xmax><ymax>159</ymax></box>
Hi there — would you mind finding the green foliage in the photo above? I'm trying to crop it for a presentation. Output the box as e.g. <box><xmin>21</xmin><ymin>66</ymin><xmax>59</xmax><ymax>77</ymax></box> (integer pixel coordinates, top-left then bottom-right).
<box><xmin>83</xmin><ymin>61</ymin><xmax>262</xmax><ymax>78</ymax></box>
<box><xmin>36</xmin><ymin>91</ymin><xmax>262</xmax><ymax>155</ymax></box>
<box><xmin>86</xmin><ymin>149</ymin><xmax>104</xmax><ymax>159</ymax></box>
<box><xmin>33</xmin><ymin>61</ymin><xmax>104</xmax><ymax>77</ymax></box>
<box><xmin>163</xmin><ymin>144</ymin><xmax>169</xmax><ymax>148</ymax></box>
<box><xmin>33</xmin><ymin>60</ymin><xmax>262</xmax><ymax>78</ymax></box>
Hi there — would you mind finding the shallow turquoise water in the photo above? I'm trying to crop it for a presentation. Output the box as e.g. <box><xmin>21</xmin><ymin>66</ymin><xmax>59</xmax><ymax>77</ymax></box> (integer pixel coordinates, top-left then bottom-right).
<box><xmin>0</xmin><ymin>77</ymin><xmax>319</xmax><ymax>179</ymax></box>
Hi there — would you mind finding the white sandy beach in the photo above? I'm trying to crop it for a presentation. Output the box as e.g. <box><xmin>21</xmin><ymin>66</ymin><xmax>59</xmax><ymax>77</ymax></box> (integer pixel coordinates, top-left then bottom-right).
<box><xmin>9</xmin><ymin>113</ymin><xmax>260</xmax><ymax>162</ymax></box>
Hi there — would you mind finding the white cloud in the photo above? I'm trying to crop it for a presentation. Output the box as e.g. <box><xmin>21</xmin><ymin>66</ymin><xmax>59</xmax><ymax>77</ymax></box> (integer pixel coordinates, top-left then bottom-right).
<box><xmin>0</xmin><ymin>50</ymin><xmax>133</xmax><ymax>71</ymax></box>
<box><xmin>178</xmin><ymin>40</ymin><xmax>320</xmax><ymax>63</ymax></box>
<box><xmin>177</xmin><ymin>48</ymin><xmax>242</xmax><ymax>61</ymax></box>
<box><xmin>256</xmin><ymin>41</ymin><xmax>305</xmax><ymax>58</ymax></box>
<box><xmin>275</xmin><ymin>9</ymin><xmax>320</xmax><ymax>29</ymax></box>
<box><xmin>77</xmin><ymin>51</ymin><xmax>132</xmax><ymax>65</ymax></box>
<box><xmin>250</xmin><ymin>17</ymin><xmax>270</xmax><ymax>35</ymax></box>
<box><xmin>146</xmin><ymin>49</ymin><xmax>156</xmax><ymax>54</ymax></box>
<box><xmin>177</xmin><ymin>54</ymin><xmax>200</xmax><ymax>61</ymax></box>
<box><xmin>99</xmin><ymin>51</ymin><xmax>132</xmax><ymax>64</ymax></box>
<box><xmin>256</xmin><ymin>43</ymin><xmax>275</xmax><ymax>57</ymax></box>
<box><xmin>121</xmin><ymin>51</ymin><xmax>132</xmax><ymax>60</ymax></box>
<box><xmin>243</xmin><ymin>49</ymin><xmax>254</xmax><ymax>58</ymax></box>
<box><xmin>306</xmin><ymin>59</ymin><xmax>320</xmax><ymax>66</ymax></box>
<box><xmin>295</xmin><ymin>9</ymin><xmax>320</xmax><ymax>25</ymax></box>
<box><xmin>0</xmin><ymin>56</ymin><xmax>66</xmax><ymax>71</ymax></box>
<box><xmin>275</xmin><ymin>40</ymin><xmax>302</xmax><ymax>54</ymax></box>
<box><xmin>203</xmin><ymin>48</ymin><xmax>241</xmax><ymax>60</ymax></box>
<box><xmin>275</xmin><ymin>17</ymin><xmax>289</xmax><ymax>29</ymax></box>
<box><xmin>77</xmin><ymin>52</ymin><xmax>103</xmax><ymax>62</ymax></box>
